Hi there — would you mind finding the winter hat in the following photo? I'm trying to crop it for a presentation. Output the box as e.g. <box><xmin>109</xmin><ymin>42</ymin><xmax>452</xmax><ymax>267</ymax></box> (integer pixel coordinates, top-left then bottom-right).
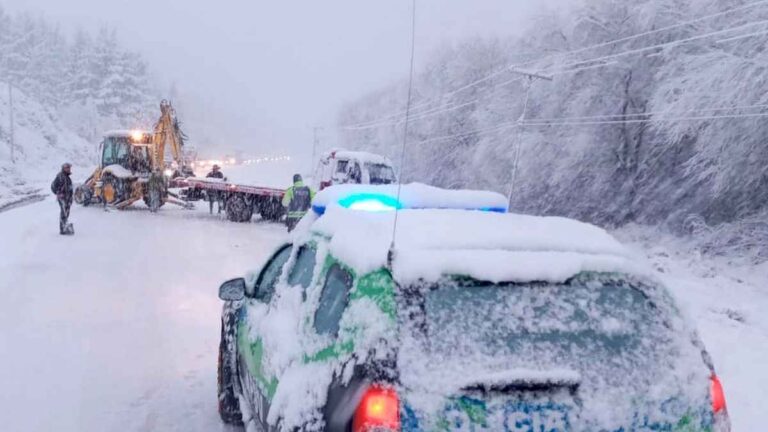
<box><xmin>293</xmin><ymin>174</ymin><xmax>302</xmax><ymax>183</ymax></box>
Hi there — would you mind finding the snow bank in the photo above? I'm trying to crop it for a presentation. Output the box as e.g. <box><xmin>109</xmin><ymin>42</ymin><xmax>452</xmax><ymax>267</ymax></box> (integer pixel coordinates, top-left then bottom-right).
<box><xmin>0</xmin><ymin>82</ymin><xmax>95</xmax><ymax>208</ymax></box>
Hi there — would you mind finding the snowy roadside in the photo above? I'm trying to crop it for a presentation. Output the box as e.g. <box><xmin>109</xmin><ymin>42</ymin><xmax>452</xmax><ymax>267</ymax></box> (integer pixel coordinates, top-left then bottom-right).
<box><xmin>615</xmin><ymin>225</ymin><xmax>768</xmax><ymax>431</ymax></box>
<box><xmin>0</xmin><ymin>198</ymin><xmax>287</xmax><ymax>432</ymax></box>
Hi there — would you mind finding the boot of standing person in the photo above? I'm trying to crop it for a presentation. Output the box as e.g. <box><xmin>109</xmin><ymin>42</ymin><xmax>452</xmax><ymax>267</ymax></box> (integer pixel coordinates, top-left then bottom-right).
<box><xmin>50</xmin><ymin>163</ymin><xmax>74</xmax><ymax>235</ymax></box>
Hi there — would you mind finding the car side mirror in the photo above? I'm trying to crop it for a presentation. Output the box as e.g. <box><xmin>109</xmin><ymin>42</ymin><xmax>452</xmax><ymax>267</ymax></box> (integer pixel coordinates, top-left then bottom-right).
<box><xmin>219</xmin><ymin>278</ymin><xmax>246</xmax><ymax>301</ymax></box>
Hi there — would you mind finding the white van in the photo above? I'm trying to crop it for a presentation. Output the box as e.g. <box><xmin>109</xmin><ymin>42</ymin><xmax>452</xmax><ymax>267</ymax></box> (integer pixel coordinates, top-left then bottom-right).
<box><xmin>313</xmin><ymin>149</ymin><xmax>398</xmax><ymax>190</ymax></box>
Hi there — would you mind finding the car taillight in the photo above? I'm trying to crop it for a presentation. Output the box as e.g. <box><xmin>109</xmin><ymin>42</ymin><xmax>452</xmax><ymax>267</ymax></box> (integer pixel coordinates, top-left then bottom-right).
<box><xmin>710</xmin><ymin>374</ymin><xmax>727</xmax><ymax>413</ymax></box>
<box><xmin>352</xmin><ymin>384</ymin><xmax>400</xmax><ymax>432</ymax></box>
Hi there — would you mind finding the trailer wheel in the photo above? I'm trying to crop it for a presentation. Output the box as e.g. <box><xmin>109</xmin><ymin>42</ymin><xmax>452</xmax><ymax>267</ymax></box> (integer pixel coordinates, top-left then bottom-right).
<box><xmin>259</xmin><ymin>197</ymin><xmax>285</xmax><ymax>222</ymax></box>
<box><xmin>226</xmin><ymin>194</ymin><xmax>253</xmax><ymax>223</ymax></box>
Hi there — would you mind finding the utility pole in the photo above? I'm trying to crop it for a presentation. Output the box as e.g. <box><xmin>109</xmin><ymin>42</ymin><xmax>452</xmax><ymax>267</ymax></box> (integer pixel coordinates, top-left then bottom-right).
<box><xmin>312</xmin><ymin>126</ymin><xmax>323</xmax><ymax>172</ymax></box>
<box><xmin>8</xmin><ymin>82</ymin><xmax>15</xmax><ymax>164</ymax></box>
<box><xmin>506</xmin><ymin>68</ymin><xmax>552</xmax><ymax>211</ymax></box>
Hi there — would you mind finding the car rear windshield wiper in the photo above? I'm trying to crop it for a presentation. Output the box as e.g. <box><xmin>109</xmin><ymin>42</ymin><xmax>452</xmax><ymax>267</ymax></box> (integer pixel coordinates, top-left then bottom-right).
<box><xmin>461</xmin><ymin>369</ymin><xmax>581</xmax><ymax>394</ymax></box>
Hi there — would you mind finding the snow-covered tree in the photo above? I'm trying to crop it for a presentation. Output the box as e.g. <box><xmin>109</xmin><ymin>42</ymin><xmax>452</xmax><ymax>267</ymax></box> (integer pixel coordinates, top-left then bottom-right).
<box><xmin>339</xmin><ymin>0</ymin><xmax>768</xmax><ymax>232</ymax></box>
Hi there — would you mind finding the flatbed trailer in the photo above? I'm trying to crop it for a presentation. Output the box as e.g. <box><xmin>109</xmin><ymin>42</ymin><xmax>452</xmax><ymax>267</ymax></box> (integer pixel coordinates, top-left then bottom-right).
<box><xmin>180</xmin><ymin>177</ymin><xmax>285</xmax><ymax>223</ymax></box>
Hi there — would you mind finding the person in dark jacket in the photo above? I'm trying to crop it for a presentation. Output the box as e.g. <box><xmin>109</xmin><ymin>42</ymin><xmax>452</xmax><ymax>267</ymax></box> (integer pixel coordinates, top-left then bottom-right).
<box><xmin>206</xmin><ymin>164</ymin><xmax>225</xmax><ymax>214</ymax></box>
<box><xmin>51</xmin><ymin>163</ymin><xmax>74</xmax><ymax>235</ymax></box>
<box><xmin>282</xmin><ymin>174</ymin><xmax>314</xmax><ymax>232</ymax></box>
<box><xmin>147</xmin><ymin>168</ymin><xmax>167</xmax><ymax>213</ymax></box>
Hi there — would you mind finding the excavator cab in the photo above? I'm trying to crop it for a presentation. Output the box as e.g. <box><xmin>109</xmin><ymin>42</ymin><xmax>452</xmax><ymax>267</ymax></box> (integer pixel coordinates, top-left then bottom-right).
<box><xmin>100</xmin><ymin>132</ymin><xmax>153</xmax><ymax>174</ymax></box>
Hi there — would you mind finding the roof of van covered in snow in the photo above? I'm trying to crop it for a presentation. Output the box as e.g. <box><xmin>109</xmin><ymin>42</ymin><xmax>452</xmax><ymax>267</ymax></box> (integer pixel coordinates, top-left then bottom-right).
<box><xmin>320</xmin><ymin>149</ymin><xmax>393</xmax><ymax>166</ymax></box>
<box><xmin>300</xmin><ymin>184</ymin><xmax>647</xmax><ymax>284</ymax></box>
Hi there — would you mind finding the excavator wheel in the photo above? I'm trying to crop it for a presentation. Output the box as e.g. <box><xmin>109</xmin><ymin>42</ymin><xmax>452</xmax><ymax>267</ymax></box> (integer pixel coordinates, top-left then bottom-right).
<box><xmin>101</xmin><ymin>174</ymin><xmax>122</xmax><ymax>205</ymax></box>
<box><xmin>74</xmin><ymin>185</ymin><xmax>92</xmax><ymax>207</ymax></box>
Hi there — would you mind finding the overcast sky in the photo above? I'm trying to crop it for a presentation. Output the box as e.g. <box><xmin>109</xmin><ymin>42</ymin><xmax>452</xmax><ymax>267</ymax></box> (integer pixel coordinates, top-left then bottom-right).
<box><xmin>2</xmin><ymin>0</ymin><xmax>565</xmax><ymax>158</ymax></box>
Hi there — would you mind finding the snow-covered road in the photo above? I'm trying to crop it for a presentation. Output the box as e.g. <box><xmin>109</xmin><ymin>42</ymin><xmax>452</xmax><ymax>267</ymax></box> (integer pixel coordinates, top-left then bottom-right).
<box><xmin>0</xmin><ymin>198</ymin><xmax>286</xmax><ymax>431</ymax></box>
<box><xmin>1</xmin><ymin>199</ymin><xmax>766</xmax><ymax>431</ymax></box>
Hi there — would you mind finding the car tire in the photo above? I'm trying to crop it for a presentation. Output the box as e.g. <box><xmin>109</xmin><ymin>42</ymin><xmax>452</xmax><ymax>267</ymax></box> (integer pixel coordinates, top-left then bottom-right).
<box><xmin>226</xmin><ymin>193</ymin><xmax>253</xmax><ymax>223</ymax></box>
<box><xmin>218</xmin><ymin>320</ymin><xmax>243</xmax><ymax>425</ymax></box>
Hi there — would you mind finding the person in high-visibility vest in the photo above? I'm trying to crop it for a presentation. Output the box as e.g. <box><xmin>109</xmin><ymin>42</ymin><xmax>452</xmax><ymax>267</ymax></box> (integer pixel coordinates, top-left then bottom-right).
<box><xmin>282</xmin><ymin>174</ymin><xmax>315</xmax><ymax>231</ymax></box>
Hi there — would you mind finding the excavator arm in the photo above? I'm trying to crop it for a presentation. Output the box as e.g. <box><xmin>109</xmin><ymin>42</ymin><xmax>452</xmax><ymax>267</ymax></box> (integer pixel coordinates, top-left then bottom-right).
<box><xmin>151</xmin><ymin>100</ymin><xmax>187</xmax><ymax>172</ymax></box>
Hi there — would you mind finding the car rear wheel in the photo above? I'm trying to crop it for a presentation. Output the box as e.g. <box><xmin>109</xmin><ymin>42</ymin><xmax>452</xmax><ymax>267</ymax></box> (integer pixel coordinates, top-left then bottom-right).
<box><xmin>218</xmin><ymin>321</ymin><xmax>243</xmax><ymax>425</ymax></box>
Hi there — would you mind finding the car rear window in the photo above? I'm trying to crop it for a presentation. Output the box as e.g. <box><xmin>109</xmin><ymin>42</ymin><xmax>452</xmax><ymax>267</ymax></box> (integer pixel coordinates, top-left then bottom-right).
<box><xmin>404</xmin><ymin>273</ymin><xmax>701</xmax><ymax>386</ymax></box>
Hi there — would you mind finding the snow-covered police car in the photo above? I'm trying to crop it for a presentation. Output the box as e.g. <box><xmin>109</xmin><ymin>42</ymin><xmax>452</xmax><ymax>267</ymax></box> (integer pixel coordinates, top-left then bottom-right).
<box><xmin>216</xmin><ymin>184</ymin><xmax>730</xmax><ymax>432</ymax></box>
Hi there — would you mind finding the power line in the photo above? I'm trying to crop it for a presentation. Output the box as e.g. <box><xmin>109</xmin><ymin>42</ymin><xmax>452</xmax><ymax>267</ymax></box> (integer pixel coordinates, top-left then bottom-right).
<box><xmin>412</xmin><ymin>107</ymin><xmax>768</xmax><ymax>146</ymax></box>
<box><xmin>521</xmin><ymin>111</ymin><xmax>768</xmax><ymax>127</ymax></box>
<box><xmin>342</xmin><ymin>77</ymin><xmax>524</xmax><ymax>131</ymax></box>
<box><xmin>340</xmin><ymin>0</ymin><xmax>768</xmax><ymax>130</ymax></box>
<box><xmin>547</xmin><ymin>18</ymin><xmax>768</xmax><ymax>75</ymax></box>
<box><xmin>342</xmin><ymin>71</ymin><xmax>517</xmax><ymax>130</ymax></box>
<box><xmin>517</xmin><ymin>0</ymin><xmax>768</xmax><ymax>69</ymax></box>
<box><xmin>716</xmin><ymin>28</ymin><xmax>768</xmax><ymax>44</ymax></box>
<box><xmin>518</xmin><ymin>103</ymin><xmax>768</xmax><ymax>123</ymax></box>
<box><xmin>347</xmin><ymin>19</ymin><xmax>768</xmax><ymax>135</ymax></box>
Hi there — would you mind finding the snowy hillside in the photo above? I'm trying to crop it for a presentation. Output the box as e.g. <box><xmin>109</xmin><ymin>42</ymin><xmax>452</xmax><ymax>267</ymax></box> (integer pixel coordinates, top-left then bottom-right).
<box><xmin>0</xmin><ymin>82</ymin><xmax>94</xmax><ymax>209</ymax></box>
<box><xmin>0</xmin><ymin>6</ymin><xmax>162</xmax><ymax>209</ymax></box>
<box><xmin>338</xmin><ymin>0</ymin><xmax>768</xmax><ymax>250</ymax></box>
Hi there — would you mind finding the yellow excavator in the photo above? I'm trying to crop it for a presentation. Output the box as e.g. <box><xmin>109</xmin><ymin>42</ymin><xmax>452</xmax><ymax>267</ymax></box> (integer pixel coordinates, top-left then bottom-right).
<box><xmin>74</xmin><ymin>101</ymin><xmax>194</xmax><ymax>210</ymax></box>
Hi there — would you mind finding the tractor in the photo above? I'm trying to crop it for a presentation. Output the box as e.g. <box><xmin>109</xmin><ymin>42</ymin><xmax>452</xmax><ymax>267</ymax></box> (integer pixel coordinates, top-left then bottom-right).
<box><xmin>74</xmin><ymin>101</ymin><xmax>194</xmax><ymax>211</ymax></box>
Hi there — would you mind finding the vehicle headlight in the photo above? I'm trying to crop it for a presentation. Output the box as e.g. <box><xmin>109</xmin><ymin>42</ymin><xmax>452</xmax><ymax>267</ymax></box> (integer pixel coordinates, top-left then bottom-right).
<box><xmin>164</xmin><ymin>169</ymin><xmax>174</xmax><ymax>177</ymax></box>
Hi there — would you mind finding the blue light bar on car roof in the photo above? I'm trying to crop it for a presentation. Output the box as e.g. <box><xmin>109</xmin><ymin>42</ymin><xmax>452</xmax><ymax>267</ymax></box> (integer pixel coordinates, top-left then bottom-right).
<box><xmin>313</xmin><ymin>193</ymin><xmax>401</xmax><ymax>215</ymax></box>
<box><xmin>311</xmin><ymin>192</ymin><xmax>507</xmax><ymax>215</ymax></box>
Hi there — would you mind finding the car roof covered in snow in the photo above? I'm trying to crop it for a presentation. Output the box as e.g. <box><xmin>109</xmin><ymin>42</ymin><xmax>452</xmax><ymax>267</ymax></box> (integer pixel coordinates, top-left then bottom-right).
<box><xmin>300</xmin><ymin>184</ymin><xmax>647</xmax><ymax>284</ymax></box>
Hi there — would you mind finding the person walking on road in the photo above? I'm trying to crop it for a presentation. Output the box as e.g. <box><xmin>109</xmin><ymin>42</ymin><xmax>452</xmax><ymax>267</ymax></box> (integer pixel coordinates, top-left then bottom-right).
<box><xmin>51</xmin><ymin>163</ymin><xmax>74</xmax><ymax>235</ymax></box>
<box><xmin>147</xmin><ymin>168</ymin><xmax>167</xmax><ymax>213</ymax></box>
<box><xmin>282</xmin><ymin>174</ymin><xmax>314</xmax><ymax>232</ymax></box>
<box><xmin>206</xmin><ymin>164</ymin><xmax>225</xmax><ymax>214</ymax></box>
